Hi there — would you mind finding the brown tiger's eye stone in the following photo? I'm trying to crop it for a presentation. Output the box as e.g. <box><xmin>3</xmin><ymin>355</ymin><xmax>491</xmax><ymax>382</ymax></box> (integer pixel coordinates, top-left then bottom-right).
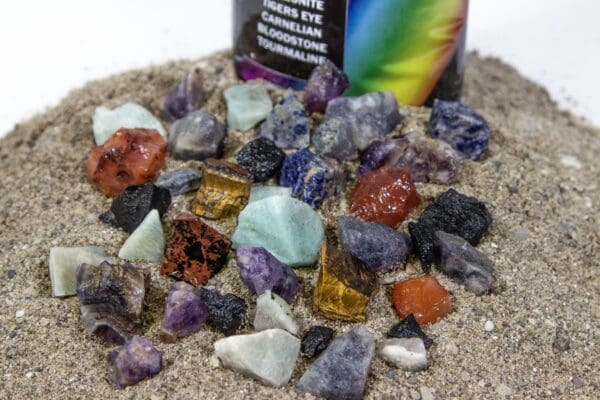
<box><xmin>86</xmin><ymin>128</ymin><xmax>167</xmax><ymax>197</ymax></box>
<box><xmin>193</xmin><ymin>159</ymin><xmax>252</xmax><ymax>219</ymax></box>
<box><xmin>161</xmin><ymin>213</ymin><xmax>232</xmax><ymax>287</ymax></box>
<box><xmin>392</xmin><ymin>275</ymin><xmax>452</xmax><ymax>325</ymax></box>
<box><xmin>313</xmin><ymin>244</ymin><xmax>378</xmax><ymax>321</ymax></box>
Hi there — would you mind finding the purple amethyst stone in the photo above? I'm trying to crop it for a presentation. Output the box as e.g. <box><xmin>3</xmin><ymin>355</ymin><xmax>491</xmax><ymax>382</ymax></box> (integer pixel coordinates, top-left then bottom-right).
<box><xmin>257</xmin><ymin>91</ymin><xmax>310</xmax><ymax>149</ymax></box>
<box><xmin>108</xmin><ymin>336</ymin><xmax>163</xmax><ymax>388</ymax></box>
<box><xmin>160</xmin><ymin>282</ymin><xmax>208</xmax><ymax>343</ymax></box>
<box><xmin>358</xmin><ymin>140</ymin><xmax>399</xmax><ymax>177</ymax></box>
<box><xmin>304</xmin><ymin>60</ymin><xmax>350</xmax><ymax>114</ymax></box>
<box><xmin>163</xmin><ymin>67</ymin><xmax>205</xmax><ymax>121</ymax></box>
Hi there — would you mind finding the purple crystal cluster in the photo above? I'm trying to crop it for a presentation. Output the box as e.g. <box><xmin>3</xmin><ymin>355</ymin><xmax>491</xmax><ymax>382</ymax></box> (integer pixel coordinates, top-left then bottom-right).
<box><xmin>160</xmin><ymin>282</ymin><xmax>208</xmax><ymax>343</ymax></box>
<box><xmin>163</xmin><ymin>67</ymin><xmax>205</xmax><ymax>121</ymax></box>
<box><xmin>257</xmin><ymin>91</ymin><xmax>309</xmax><ymax>149</ymax></box>
<box><xmin>304</xmin><ymin>60</ymin><xmax>350</xmax><ymax>114</ymax></box>
<box><xmin>108</xmin><ymin>336</ymin><xmax>163</xmax><ymax>388</ymax></box>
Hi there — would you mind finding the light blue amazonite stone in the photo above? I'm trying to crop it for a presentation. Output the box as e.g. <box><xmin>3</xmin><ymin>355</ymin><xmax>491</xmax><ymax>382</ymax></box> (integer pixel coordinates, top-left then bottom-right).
<box><xmin>119</xmin><ymin>210</ymin><xmax>165</xmax><ymax>263</ymax></box>
<box><xmin>232</xmin><ymin>195</ymin><xmax>324</xmax><ymax>268</ymax></box>
<box><xmin>224</xmin><ymin>82</ymin><xmax>272</xmax><ymax>131</ymax></box>
<box><xmin>248</xmin><ymin>185</ymin><xmax>292</xmax><ymax>204</ymax></box>
<box><xmin>93</xmin><ymin>102</ymin><xmax>168</xmax><ymax>145</ymax></box>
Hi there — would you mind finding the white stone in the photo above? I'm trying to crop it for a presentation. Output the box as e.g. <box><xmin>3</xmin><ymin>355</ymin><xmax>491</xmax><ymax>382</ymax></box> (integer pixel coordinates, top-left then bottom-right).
<box><xmin>485</xmin><ymin>320</ymin><xmax>495</xmax><ymax>332</ymax></box>
<box><xmin>420</xmin><ymin>386</ymin><xmax>435</xmax><ymax>400</ymax></box>
<box><xmin>560</xmin><ymin>155</ymin><xmax>582</xmax><ymax>169</ymax></box>
<box><xmin>15</xmin><ymin>310</ymin><xmax>25</xmax><ymax>318</ymax></box>
<box><xmin>214</xmin><ymin>328</ymin><xmax>300</xmax><ymax>387</ymax></box>
<box><xmin>118</xmin><ymin>210</ymin><xmax>165</xmax><ymax>263</ymax></box>
<box><xmin>254</xmin><ymin>291</ymin><xmax>299</xmax><ymax>335</ymax></box>
<box><xmin>92</xmin><ymin>102</ymin><xmax>167</xmax><ymax>145</ymax></box>
<box><xmin>496</xmin><ymin>383</ymin><xmax>513</xmax><ymax>396</ymax></box>
<box><xmin>378</xmin><ymin>338</ymin><xmax>428</xmax><ymax>371</ymax></box>
<box><xmin>49</xmin><ymin>246</ymin><xmax>112</xmax><ymax>297</ymax></box>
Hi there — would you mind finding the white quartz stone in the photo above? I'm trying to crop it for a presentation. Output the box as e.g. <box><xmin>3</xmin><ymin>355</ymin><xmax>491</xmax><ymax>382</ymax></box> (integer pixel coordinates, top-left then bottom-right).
<box><xmin>378</xmin><ymin>338</ymin><xmax>428</xmax><ymax>371</ymax></box>
<box><xmin>254</xmin><ymin>291</ymin><xmax>299</xmax><ymax>335</ymax></box>
<box><xmin>93</xmin><ymin>102</ymin><xmax>167</xmax><ymax>145</ymax></box>
<box><xmin>49</xmin><ymin>246</ymin><xmax>112</xmax><ymax>297</ymax></box>
<box><xmin>118</xmin><ymin>210</ymin><xmax>164</xmax><ymax>263</ymax></box>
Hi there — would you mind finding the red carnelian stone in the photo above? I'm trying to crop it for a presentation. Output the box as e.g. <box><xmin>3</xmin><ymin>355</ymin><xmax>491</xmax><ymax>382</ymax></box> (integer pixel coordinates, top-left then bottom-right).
<box><xmin>86</xmin><ymin>128</ymin><xmax>167</xmax><ymax>197</ymax></box>
<box><xmin>392</xmin><ymin>275</ymin><xmax>452</xmax><ymax>325</ymax></box>
<box><xmin>350</xmin><ymin>166</ymin><xmax>420</xmax><ymax>227</ymax></box>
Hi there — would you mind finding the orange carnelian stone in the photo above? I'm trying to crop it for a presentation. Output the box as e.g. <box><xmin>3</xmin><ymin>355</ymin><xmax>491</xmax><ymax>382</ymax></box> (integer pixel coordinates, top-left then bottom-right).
<box><xmin>392</xmin><ymin>275</ymin><xmax>452</xmax><ymax>325</ymax></box>
<box><xmin>350</xmin><ymin>166</ymin><xmax>420</xmax><ymax>227</ymax></box>
<box><xmin>86</xmin><ymin>128</ymin><xmax>167</xmax><ymax>197</ymax></box>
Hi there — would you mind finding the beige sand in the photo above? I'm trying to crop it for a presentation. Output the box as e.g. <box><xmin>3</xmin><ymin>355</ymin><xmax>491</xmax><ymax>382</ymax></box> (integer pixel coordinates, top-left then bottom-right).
<box><xmin>0</xmin><ymin>51</ymin><xmax>598</xmax><ymax>399</ymax></box>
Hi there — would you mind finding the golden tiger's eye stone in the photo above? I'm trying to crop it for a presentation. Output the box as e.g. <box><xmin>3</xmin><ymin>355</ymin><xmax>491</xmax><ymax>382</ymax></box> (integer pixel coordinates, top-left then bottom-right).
<box><xmin>193</xmin><ymin>159</ymin><xmax>252</xmax><ymax>219</ymax></box>
<box><xmin>313</xmin><ymin>244</ymin><xmax>378</xmax><ymax>321</ymax></box>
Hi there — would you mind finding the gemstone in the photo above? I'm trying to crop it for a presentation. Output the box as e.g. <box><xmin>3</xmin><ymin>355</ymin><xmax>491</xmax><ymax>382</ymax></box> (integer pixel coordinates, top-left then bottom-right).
<box><xmin>193</xmin><ymin>159</ymin><xmax>252</xmax><ymax>219</ymax></box>
<box><xmin>108</xmin><ymin>336</ymin><xmax>163</xmax><ymax>388</ymax></box>
<box><xmin>168</xmin><ymin>111</ymin><xmax>226</xmax><ymax>161</ymax></box>
<box><xmin>392</xmin><ymin>275</ymin><xmax>452</xmax><ymax>325</ymax></box>
<box><xmin>100</xmin><ymin>183</ymin><xmax>171</xmax><ymax>233</ymax></box>
<box><xmin>408</xmin><ymin>189</ymin><xmax>492</xmax><ymax>271</ymax></box>
<box><xmin>248</xmin><ymin>185</ymin><xmax>292</xmax><ymax>204</ymax></box>
<box><xmin>313</xmin><ymin>244</ymin><xmax>378</xmax><ymax>321</ymax></box>
<box><xmin>301</xmin><ymin>326</ymin><xmax>334</xmax><ymax>359</ymax></box>
<box><xmin>76</xmin><ymin>262</ymin><xmax>149</xmax><ymax>345</ymax></box>
<box><xmin>312</xmin><ymin>117</ymin><xmax>357</xmax><ymax>161</ymax></box>
<box><xmin>161</xmin><ymin>213</ymin><xmax>231</xmax><ymax>287</ymax></box>
<box><xmin>160</xmin><ymin>281</ymin><xmax>208</xmax><ymax>343</ymax></box>
<box><xmin>235</xmin><ymin>137</ymin><xmax>285</xmax><ymax>182</ymax></box>
<box><xmin>163</xmin><ymin>67</ymin><xmax>205</xmax><ymax>121</ymax></box>
<box><xmin>92</xmin><ymin>102</ymin><xmax>167</xmax><ymax>146</ymax></box>
<box><xmin>324</xmin><ymin>91</ymin><xmax>401</xmax><ymax>150</ymax></box>
<box><xmin>257</xmin><ymin>91</ymin><xmax>310</xmax><ymax>149</ymax></box>
<box><xmin>199</xmin><ymin>288</ymin><xmax>248</xmax><ymax>336</ymax></box>
<box><xmin>278</xmin><ymin>148</ymin><xmax>316</xmax><ymax>188</ymax></box>
<box><xmin>357</xmin><ymin>139</ymin><xmax>399</xmax><ymax>177</ymax></box>
<box><xmin>428</xmin><ymin>99</ymin><xmax>490</xmax><ymax>160</ymax></box>
<box><xmin>378</xmin><ymin>338</ymin><xmax>428</xmax><ymax>372</ymax></box>
<box><xmin>388</xmin><ymin>314</ymin><xmax>433</xmax><ymax>349</ymax></box>
<box><xmin>224</xmin><ymin>82</ymin><xmax>273</xmax><ymax>131</ymax></box>
<box><xmin>48</xmin><ymin>247</ymin><xmax>112</xmax><ymax>297</ymax></box>
<box><xmin>232</xmin><ymin>195</ymin><xmax>324</xmax><ymax>267</ymax></box>
<box><xmin>350</xmin><ymin>166</ymin><xmax>420</xmax><ymax>228</ymax></box>
<box><xmin>214</xmin><ymin>329</ymin><xmax>300</xmax><ymax>387</ymax></box>
<box><xmin>155</xmin><ymin>168</ymin><xmax>202</xmax><ymax>197</ymax></box>
<box><xmin>86</xmin><ymin>128</ymin><xmax>167</xmax><ymax>197</ymax></box>
<box><xmin>236</xmin><ymin>247</ymin><xmax>299</xmax><ymax>304</ymax></box>
<box><xmin>338</xmin><ymin>216</ymin><xmax>411</xmax><ymax>273</ymax></box>
<box><xmin>304</xmin><ymin>59</ymin><xmax>350</xmax><ymax>114</ymax></box>
<box><xmin>118</xmin><ymin>210</ymin><xmax>165</xmax><ymax>263</ymax></box>
<box><xmin>434</xmin><ymin>231</ymin><xmax>495</xmax><ymax>295</ymax></box>
<box><xmin>254</xmin><ymin>291</ymin><xmax>299</xmax><ymax>335</ymax></box>
<box><xmin>296</xmin><ymin>325</ymin><xmax>375</xmax><ymax>400</ymax></box>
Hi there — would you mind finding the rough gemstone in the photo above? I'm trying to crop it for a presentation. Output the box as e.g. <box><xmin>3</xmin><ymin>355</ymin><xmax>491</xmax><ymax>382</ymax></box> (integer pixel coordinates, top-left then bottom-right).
<box><xmin>199</xmin><ymin>288</ymin><xmax>248</xmax><ymax>336</ymax></box>
<box><xmin>392</xmin><ymin>275</ymin><xmax>452</xmax><ymax>325</ymax></box>
<box><xmin>224</xmin><ymin>82</ymin><xmax>273</xmax><ymax>131</ymax></box>
<box><xmin>388</xmin><ymin>314</ymin><xmax>433</xmax><ymax>349</ymax></box>
<box><xmin>214</xmin><ymin>329</ymin><xmax>300</xmax><ymax>387</ymax></box>
<box><xmin>338</xmin><ymin>216</ymin><xmax>411</xmax><ymax>273</ymax></box>
<box><xmin>235</xmin><ymin>137</ymin><xmax>285</xmax><ymax>182</ymax></box>
<box><xmin>248</xmin><ymin>185</ymin><xmax>292</xmax><ymax>203</ymax></box>
<box><xmin>304</xmin><ymin>59</ymin><xmax>350</xmax><ymax>114</ymax></box>
<box><xmin>408</xmin><ymin>189</ymin><xmax>492</xmax><ymax>271</ymax></box>
<box><xmin>312</xmin><ymin>117</ymin><xmax>357</xmax><ymax>161</ymax></box>
<box><xmin>279</xmin><ymin>148</ymin><xmax>316</xmax><ymax>188</ymax></box>
<box><xmin>434</xmin><ymin>231</ymin><xmax>496</xmax><ymax>295</ymax></box>
<box><xmin>93</xmin><ymin>102</ymin><xmax>167</xmax><ymax>146</ymax></box>
<box><xmin>168</xmin><ymin>111</ymin><xmax>226</xmax><ymax>161</ymax></box>
<box><xmin>193</xmin><ymin>159</ymin><xmax>252</xmax><ymax>219</ymax></box>
<box><xmin>350</xmin><ymin>166</ymin><xmax>420</xmax><ymax>228</ymax></box>
<box><xmin>118</xmin><ymin>210</ymin><xmax>165</xmax><ymax>263</ymax></box>
<box><xmin>76</xmin><ymin>262</ymin><xmax>149</xmax><ymax>345</ymax></box>
<box><xmin>232</xmin><ymin>195</ymin><xmax>324</xmax><ymax>267</ymax></box>
<box><xmin>155</xmin><ymin>168</ymin><xmax>202</xmax><ymax>197</ymax></box>
<box><xmin>86</xmin><ymin>128</ymin><xmax>167</xmax><ymax>197</ymax></box>
<box><xmin>163</xmin><ymin>67</ymin><xmax>205</xmax><ymax>121</ymax></box>
<box><xmin>254</xmin><ymin>291</ymin><xmax>299</xmax><ymax>335</ymax></box>
<box><xmin>313</xmin><ymin>244</ymin><xmax>378</xmax><ymax>321</ymax></box>
<box><xmin>108</xmin><ymin>336</ymin><xmax>163</xmax><ymax>388</ymax></box>
<box><xmin>378</xmin><ymin>338</ymin><xmax>428</xmax><ymax>372</ymax></box>
<box><xmin>160</xmin><ymin>281</ymin><xmax>208</xmax><ymax>343</ymax></box>
<box><xmin>236</xmin><ymin>247</ymin><xmax>299</xmax><ymax>304</ymax></box>
<box><xmin>428</xmin><ymin>99</ymin><xmax>490</xmax><ymax>160</ymax></box>
<box><xmin>324</xmin><ymin>91</ymin><xmax>401</xmax><ymax>150</ymax></box>
<box><xmin>49</xmin><ymin>247</ymin><xmax>112</xmax><ymax>297</ymax></box>
<box><xmin>301</xmin><ymin>326</ymin><xmax>335</xmax><ymax>359</ymax></box>
<box><xmin>357</xmin><ymin>139</ymin><xmax>399</xmax><ymax>177</ymax></box>
<box><xmin>296</xmin><ymin>325</ymin><xmax>375</xmax><ymax>400</ymax></box>
<box><xmin>257</xmin><ymin>91</ymin><xmax>310</xmax><ymax>149</ymax></box>
<box><xmin>161</xmin><ymin>213</ymin><xmax>231</xmax><ymax>287</ymax></box>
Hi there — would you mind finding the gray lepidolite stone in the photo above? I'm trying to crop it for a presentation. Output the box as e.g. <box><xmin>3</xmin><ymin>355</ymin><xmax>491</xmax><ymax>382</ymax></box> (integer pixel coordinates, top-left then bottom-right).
<box><xmin>312</xmin><ymin>116</ymin><xmax>357</xmax><ymax>161</ymax></box>
<box><xmin>169</xmin><ymin>111</ymin><xmax>226</xmax><ymax>160</ymax></box>
<box><xmin>296</xmin><ymin>325</ymin><xmax>375</xmax><ymax>400</ymax></box>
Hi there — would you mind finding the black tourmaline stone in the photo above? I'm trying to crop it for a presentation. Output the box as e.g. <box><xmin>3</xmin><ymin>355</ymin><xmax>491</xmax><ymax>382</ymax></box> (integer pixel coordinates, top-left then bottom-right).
<box><xmin>388</xmin><ymin>314</ymin><xmax>433</xmax><ymax>349</ymax></box>
<box><xmin>408</xmin><ymin>189</ymin><xmax>492</xmax><ymax>272</ymax></box>
<box><xmin>235</xmin><ymin>137</ymin><xmax>286</xmax><ymax>182</ymax></box>
<box><xmin>199</xmin><ymin>288</ymin><xmax>248</xmax><ymax>336</ymax></box>
<box><xmin>301</xmin><ymin>326</ymin><xmax>335</xmax><ymax>358</ymax></box>
<box><xmin>101</xmin><ymin>184</ymin><xmax>171</xmax><ymax>233</ymax></box>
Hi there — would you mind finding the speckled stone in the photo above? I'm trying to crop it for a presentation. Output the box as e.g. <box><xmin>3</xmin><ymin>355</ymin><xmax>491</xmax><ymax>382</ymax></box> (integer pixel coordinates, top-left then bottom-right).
<box><xmin>257</xmin><ymin>91</ymin><xmax>310</xmax><ymax>149</ymax></box>
<box><xmin>93</xmin><ymin>102</ymin><xmax>167</xmax><ymax>146</ymax></box>
<box><xmin>304</xmin><ymin>60</ymin><xmax>350</xmax><ymax>114</ymax></box>
<box><xmin>224</xmin><ymin>82</ymin><xmax>272</xmax><ymax>131</ymax></box>
<box><xmin>168</xmin><ymin>111</ymin><xmax>226</xmax><ymax>161</ymax></box>
<box><xmin>235</xmin><ymin>137</ymin><xmax>285</xmax><ymax>182</ymax></box>
<box><xmin>312</xmin><ymin>117</ymin><xmax>357</xmax><ymax>161</ymax></box>
<box><xmin>199</xmin><ymin>288</ymin><xmax>248</xmax><ymax>336</ymax></box>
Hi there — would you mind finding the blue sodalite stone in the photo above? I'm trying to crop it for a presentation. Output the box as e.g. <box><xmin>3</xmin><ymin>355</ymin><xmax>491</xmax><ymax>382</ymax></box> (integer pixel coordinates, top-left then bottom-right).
<box><xmin>279</xmin><ymin>149</ymin><xmax>316</xmax><ymax>188</ymax></box>
<box><xmin>258</xmin><ymin>91</ymin><xmax>310</xmax><ymax>149</ymax></box>
<box><xmin>428</xmin><ymin>99</ymin><xmax>490</xmax><ymax>160</ymax></box>
<box><xmin>312</xmin><ymin>117</ymin><xmax>357</xmax><ymax>161</ymax></box>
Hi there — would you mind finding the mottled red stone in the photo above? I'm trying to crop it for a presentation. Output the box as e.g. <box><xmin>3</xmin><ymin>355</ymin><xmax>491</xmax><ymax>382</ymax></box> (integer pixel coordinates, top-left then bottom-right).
<box><xmin>86</xmin><ymin>128</ymin><xmax>167</xmax><ymax>197</ymax></box>
<box><xmin>161</xmin><ymin>213</ymin><xmax>231</xmax><ymax>287</ymax></box>
<box><xmin>392</xmin><ymin>275</ymin><xmax>452</xmax><ymax>325</ymax></box>
<box><xmin>349</xmin><ymin>166</ymin><xmax>420</xmax><ymax>227</ymax></box>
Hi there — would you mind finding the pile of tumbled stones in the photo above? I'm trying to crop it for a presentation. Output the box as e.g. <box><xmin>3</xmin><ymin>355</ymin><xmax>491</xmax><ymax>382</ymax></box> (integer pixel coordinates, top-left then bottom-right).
<box><xmin>48</xmin><ymin>59</ymin><xmax>495</xmax><ymax>397</ymax></box>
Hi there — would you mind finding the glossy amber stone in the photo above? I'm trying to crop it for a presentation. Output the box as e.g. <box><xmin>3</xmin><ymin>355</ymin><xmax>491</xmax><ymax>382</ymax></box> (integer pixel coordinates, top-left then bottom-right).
<box><xmin>350</xmin><ymin>166</ymin><xmax>420</xmax><ymax>228</ymax></box>
<box><xmin>193</xmin><ymin>159</ymin><xmax>252</xmax><ymax>219</ymax></box>
<box><xmin>392</xmin><ymin>275</ymin><xmax>452</xmax><ymax>325</ymax></box>
<box><xmin>313</xmin><ymin>244</ymin><xmax>378</xmax><ymax>321</ymax></box>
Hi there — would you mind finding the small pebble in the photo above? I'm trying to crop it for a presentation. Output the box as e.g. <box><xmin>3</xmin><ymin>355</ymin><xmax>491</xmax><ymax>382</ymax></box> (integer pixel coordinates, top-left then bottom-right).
<box><xmin>15</xmin><ymin>310</ymin><xmax>25</xmax><ymax>318</ymax></box>
<box><xmin>420</xmin><ymin>386</ymin><xmax>435</xmax><ymax>400</ymax></box>
<box><xmin>25</xmin><ymin>372</ymin><xmax>34</xmax><ymax>379</ymax></box>
<box><xmin>485</xmin><ymin>320</ymin><xmax>495</xmax><ymax>332</ymax></box>
<box><xmin>496</xmin><ymin>383</ymin><xmax>513</xmax><ymax>396</ymax></box>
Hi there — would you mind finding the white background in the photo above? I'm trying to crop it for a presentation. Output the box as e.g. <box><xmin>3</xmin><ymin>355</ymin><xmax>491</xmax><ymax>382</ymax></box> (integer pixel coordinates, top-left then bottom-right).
<box><xmin>0</xmin><ymin>0</ymin><xmax>598</xmax><ymax>137</ymax></box>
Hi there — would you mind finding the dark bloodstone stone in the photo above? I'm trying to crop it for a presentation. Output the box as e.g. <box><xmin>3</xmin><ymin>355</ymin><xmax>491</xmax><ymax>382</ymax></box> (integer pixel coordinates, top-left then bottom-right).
<box><xmin>304</xmin><ymin>59</ymin><xmax>350</xmax><ymax>114</ymax></box>
<box><xmin>235</xmin><ymin>137</ymin><xmax>286</xmax><ymax>182</ymax></box>
<box><xmin>301</xmin><ymin>326</ymin><xmax>335</xmax><ymax>358</ymax></box>
<box><xmin>155</xmin><ymin>168</ymin><xmax>202</xmax><ymax>197</ymax></box>
<box><xmin>163</xmin><ymin>67</ymin><xmax>205</xmax><ymax>121</ymax></box>
<box><xmin>160</xmin><ymin>281</ymin><xmax>208</xmax><ymax>343</ymax></box>
<box><xmin>169</xmin><ymin>111</ymin><xmax>226</xmax><ymax>161</ymax></box>
<box><xmin>387</xmin><ymin>314</ymin><xmax>433</xmax><ymax>349</ymax></box>
<box><xmin>108</xmin><ymin>336</ymin><xmax>163</xmax><ymax>388</ymax></box>
<box><xmin>312</xmin><ymin>117</ymin><xmax>357</xmax><ymax>161</ymax></box>
<box><xmin>199</xmin><ymin>288</ymin><xmax>248</xmax><ymax>336</ymax></box>
<box><xmin>257</xmin><ymin>91</ymin><xmax>310</xmax><ymax>149</ymax></box>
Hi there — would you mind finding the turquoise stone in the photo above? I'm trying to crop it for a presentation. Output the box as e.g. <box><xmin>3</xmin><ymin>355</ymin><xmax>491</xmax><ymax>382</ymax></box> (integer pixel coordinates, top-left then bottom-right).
<box><xmin>248</xmin><ymin>185</ymin><xmax>292</xmax><ymax>204</ymax></box>
<box><xmin>232</xmin><ymin>195</ymin><xmax>324</xmax><ymax>267</ymax></box>
<box><xmin>119</xmin><ymin>210</ymin><xmax>165</xmax><ymax>262</ymax></box>
<box><xmin>224</xmin><ymin>82</ymin><xmax>272</xmax><ymax>131</ymax></box>
<box><xmin>49</xmin><ymin>246</ymin><xmax>112</xmax><ymax>297</ymax></box>
<box><xmin>93</xmin><ymin>102</ymin><xmax>168</xmax><ymax>145</ymax></box>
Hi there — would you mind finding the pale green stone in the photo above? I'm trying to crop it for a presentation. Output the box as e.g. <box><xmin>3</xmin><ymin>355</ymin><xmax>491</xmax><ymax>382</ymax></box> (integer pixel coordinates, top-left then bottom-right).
<box><xmin>232</xmin><ymin>195</ymin><xmax>324</xmax><ymax>267</ymax></box>
<box><xmin>254</xmin><ymin>291</ymin><xmax>299</xmax><ymax>335</ymax></box>
<box><xmin>118</xmin><ymin>210</ymin><xmax>165</xmax><ymax>263</ymax></box>
<box><xmin>48</xmin><ymin>246</ymin><xmax>112</xmax><ymax>297</ymax></box>
<box><xmin>224</xmin><ymin>82</ymin><xmax>272</xmax><ymax>131</ymax></box>
<box><xmin>248</xmin><ymin>185</ymin><xmax>292</xmax><ymax>204</ymax></box>
<box><xmin>93</xmin><ymin>102</ymin><xmax>167</xmax><ymax>145</ymax></box>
